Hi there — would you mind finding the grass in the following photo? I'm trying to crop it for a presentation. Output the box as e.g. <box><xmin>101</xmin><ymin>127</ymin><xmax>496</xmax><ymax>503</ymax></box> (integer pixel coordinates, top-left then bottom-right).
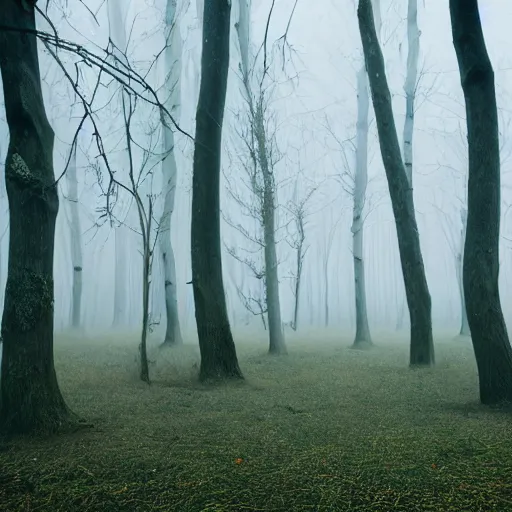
<box><xmin>1</xmin><ymin>332</ymin><xmax>512</xmax><ymax>511</ymax></box>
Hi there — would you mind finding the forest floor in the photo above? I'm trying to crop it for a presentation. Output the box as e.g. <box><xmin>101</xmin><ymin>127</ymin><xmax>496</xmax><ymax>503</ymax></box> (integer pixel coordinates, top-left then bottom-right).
<box><xmin>1</xmin><ymin>332</ymin><xmax>512</xmax><ymax>511</ymax></box>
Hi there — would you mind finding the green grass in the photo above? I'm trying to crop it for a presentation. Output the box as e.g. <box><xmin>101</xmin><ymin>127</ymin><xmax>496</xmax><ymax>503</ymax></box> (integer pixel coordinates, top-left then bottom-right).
<box><xmin>1</xmin><ymin>333</ymin><xmax>512</xmax><ymax>511</ymax></box>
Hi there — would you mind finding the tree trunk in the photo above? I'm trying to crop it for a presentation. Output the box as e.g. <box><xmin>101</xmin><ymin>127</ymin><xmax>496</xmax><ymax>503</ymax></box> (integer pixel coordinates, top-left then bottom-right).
<box><xmin>358</xmin><ymin>0</ymin><xmax>434</xmax><ymax>366</ymax></box>
<box><xmin>255</xmin><ymin>104</ymin><xmax>287</xmax><ymax>355</ymax></box>
<box><xmin>66</xmin><ymin>144</ymin><xmax>83</xmax><ymax>330</ymax></box>
<box><xmin>402</xmin><ymin>0</ymin><xmax>419</xmax><ymax>186</ymax></box>
<box><xmin>291</xmin><ymin>232</ymin><xmax>303</xmax><ymax>331</ymax></box>
<box><xmin>456</xmin><ymin>207</ymin><xmax>470</xmax><ymax>337</ymax></box>
<box><xmin>159</xmin><ymin>0</ymin><xmax>183</xmax><ymax>348</ymax></box>
<box><xmin>351</xmin><ymin>65</ymin><xmax>372</xmax><ymax>348</ymax></box>
<box><xmin>112</xmin><ymin>226</ymin><xmax>128</xmax><ymax>326</ymax></box>
<box><xmin>108</xmin><ymin>0</ymin><xmax>130</xmax><ymax>329</ymax></box>
<box><xmin>0</xmin><ymin>1</ymin><xmax>74</xmax><ymax>434</ymax></box>
<box><xmin>450</xmin><ymin>0</ymin><xmax>512</xmax><ymax>403</ymax></box>
<box><xmin>140</xmin><ymin>241</ymin><xmax>150</xmax><ymax>383</ymax></box>
<box><xmin>191</xmin><ymin>0</ymin><xmax>243</xmax><ymax>381</ymax></box>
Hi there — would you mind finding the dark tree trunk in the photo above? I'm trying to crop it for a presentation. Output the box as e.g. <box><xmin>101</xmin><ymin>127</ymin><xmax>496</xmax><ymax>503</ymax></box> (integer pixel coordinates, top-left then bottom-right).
<box><xmin>191</xmin><ymin>0</ymin><xmax>243</xmax><ymax>381</ymax></box>
<box><xmin>450</xmin><ymin>0</ymin><xmax>512</xmax><ymax>404</ymax></box>
<box><xmin>0</xmin><ymin>1</ymin><xmax>75</xmax><ymax>434</ymax></box>
<box><xmin>358</xmin><ymin>0</ymin><xmax>434</xmax><ymax>366</ymax></box>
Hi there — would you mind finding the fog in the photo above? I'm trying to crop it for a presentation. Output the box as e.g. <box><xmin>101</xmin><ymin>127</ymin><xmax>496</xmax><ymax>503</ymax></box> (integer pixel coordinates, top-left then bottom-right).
<box><xmin>2</xmin><ymin>0</ymin><xmax>512</xmax><ymax>341</ymax></box>
<box><xmin>3</xmin><ymin>2</ymin><xmax>512</xmax><ymax>509</ymax></box>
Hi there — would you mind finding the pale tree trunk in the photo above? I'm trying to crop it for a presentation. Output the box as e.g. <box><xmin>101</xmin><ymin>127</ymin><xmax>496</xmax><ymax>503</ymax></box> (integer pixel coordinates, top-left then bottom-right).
<box><xmin>351</xmin><ymin>65</ymin><xmax>372</xmax><ymax>348</ymax></box>
<box><xmin>159</xmin><ymin>0</ymin><xmax>185</xmax><ymax>347</ymax></box>
<box><xmin>403</xmin><ymin>0</ymin><xmax>419</xmax><ymax>186</ymax></box>
<box><xmin>191</xmin><ymin>0</ymin><xmax>243</xmax><ymax>380</ymax></box>
<box><xmin>358</xmin><ymin>0</ymin><xmax>434</xmax><ymax>366</ymax></box>
<box><xmin>112</xmin><ymin>228</ymin><xmax>128</xmax><ymax>326</ymax></box>
<box><xmin>65</xmin><ymin>144</ymin><xmax>83</xmax><ymax>330</ymax></box>
<box><xmin>323</xmin><ymin>217</ymin><xmax>338</xmax><ymax>328</ymax></box>
<box><xmin>456</xmin><ymin>207</ymin><xmax>470</xmax><ymax>336</ymax></box>
<box><xmin>108</xmin><ymin>0</ymin><xmax>130</xmax><ymax>328</ymax></box>
<box><xmin>0</xmin><ymin>0</ymin><xmax>76</xmax><ymax>434</ymax></box>
<box><xmin>396</xmin><ymin>0</ymin><xmax>419</xmax><ymax>329</ymax></box>
<box><xmin>291</xmin><ymin>210</ymin><xmax>304</xmax><ymax>331</ymax></box>
<box><xmin>450</xmin><ymin>0</ymin><xmax>512</xmax><ymax>403</ymax></box>
<box><xmin>324</xmin><ymin>256</ymin><xmax>329</xmax><ymax>327</ymax></box>
<box><xmin>256</xmin><ymin>104</ymin><xmax>286</xmax><ymax>355</ymax></box>
<box><xmin>235</xmin><ymin>1</ymin><xmax>285</xmax><ymax>354</ymax></box>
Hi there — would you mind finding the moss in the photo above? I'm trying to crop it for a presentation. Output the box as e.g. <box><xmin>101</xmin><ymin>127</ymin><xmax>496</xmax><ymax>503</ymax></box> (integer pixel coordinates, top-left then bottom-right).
<box><xmin>4</xmin><ymin>269</ymin><xmax>53</xmax><ymax>332</ymax></box>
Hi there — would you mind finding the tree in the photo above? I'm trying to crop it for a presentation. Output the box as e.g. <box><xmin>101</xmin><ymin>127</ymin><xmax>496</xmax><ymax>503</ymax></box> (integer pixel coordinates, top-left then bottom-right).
<box><xmin>325</xmin><ymin>0</ymin><xmax>380</xmax><ymax>346</ymax></box>
<box><xmin>159</xmin><ymin>0</ymin><xmax>185</xmax><ymax>347</ymax></box>
<box><xmin>284</xmin><ymin>175</ymin><xmax>316</xmax><ymax>332</ymax></box>
<box><xmin>191</xmin><ymin>0</ymin><xmax>243</xmax><ymax>380</ymax></box>
<box><xmin>107</xmin><ymin>0</ymin><xmax>131</xmax><ymax>329</ymax></box>
<box><xmin>232</xmin><ymin>0</ymin><xmax>287</xmax><ymax>355</ymax></box>
<box><xmin>402</xmin><ymin>0</ymin><xmax>419</xmax><ymax>186</ymax></box>
<box><xmin>64</xmin><ymin>144</ymin><xmax>83</xmax><ymax>330</ymax></box>
<box><xmin>358</xmin><ymin>0</ymin><xmax>434</xmax><ymax>366</ymax></box>
<box><xmin>450</xmin><ymin>0</ymin><xmax>512</xmax><ymax>403</ymax></box>
<box><xmin>117</xmin><ymin>94</ymin><xmax>160</xmax><ymax>384</ymax></box>
<box><xmin>0</xmin><ymin>0</ymin><xmax>75</xmax><ymax>434</ymax></box>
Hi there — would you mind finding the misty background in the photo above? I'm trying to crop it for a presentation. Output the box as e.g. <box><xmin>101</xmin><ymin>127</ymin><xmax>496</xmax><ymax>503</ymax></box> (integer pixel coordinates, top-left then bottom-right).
<box><xmin>1</xmin><ymin>0</ymin><xmax>511</xmax><ymax>338</ymax></box>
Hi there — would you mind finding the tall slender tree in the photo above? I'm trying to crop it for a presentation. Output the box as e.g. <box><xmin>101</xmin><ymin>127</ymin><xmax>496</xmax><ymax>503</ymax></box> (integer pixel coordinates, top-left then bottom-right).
<box><xmin>350</xmin><ymin>0</ymin><xmax>380</xmax><ymax>348</ymax></box>
<box><xmin>450</xmin><ymin>0</ymin><xmax>512</xmax><ymax>403</ymax></box>
<box><xmin>0</xmin><ymin>0</ymin><xmax>75</xmax><ymax>434</ymax></box>
<box><xmin>159</xmin><ymin>0</ymin><xmax>185</xmax><ymax>347</ymax></box>
<box><xmin>234</xmin><ymin>0</ymin><xmax>287</xmax><ymax>355</ymax></box>
<box><xmin>402</xmin><ymin>0</ymin><xmax>419</xmax><ymax>187</ymax></box>
<box><xmin>65</xmin><ymin>144</ymin><xmax>83</xmax><ymax>330</ymax></box>
<box><xmin>107</xmin><ymin>0</ymin><xmax>130</xmax><ymax>328</ymax></box>
<box><xmin>358</xmin><ymin>0</ymin><xmax>434</xmax><ymax>366</ymax></box>
<box><xmin>191</xmin><ymin>0</ymin><xmax>243</xmax><ymax>380</ymax></box>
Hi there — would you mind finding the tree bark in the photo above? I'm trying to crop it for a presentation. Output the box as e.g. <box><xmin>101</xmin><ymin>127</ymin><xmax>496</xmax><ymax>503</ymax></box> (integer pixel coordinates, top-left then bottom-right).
<box><xmin>402</xmin><ymin>0</ymin><xmax>419</xmax><ymax>187</ymax></box>
<box><xmin>456</xmin><ymin>207</ymin><xmax>470</xmax><ymax>337</ymax></box>
<box><xmin>450</xmin><ymin>0</ymin><xmax>512</xmax><ymax>403</ymax></box>
<box><xmin>159</xmin><ymin>0</ymin><xmax>183</xmax><ymax>348</ymax></box>
<box><xmin>191</xmin><ymin>0</ymin><xmax>243</xmax><ymax>381</ymax></box>
<box><xmin>0</xmin><ymin>0</ymin><xmax>75</xmax><ymax>434</ymax></box>
<box><xmin>351</xmin><ymin>66</ymin><xmax>372</xmax><ymax>348</ymax></box>
<box><xmin>358</xmin><ymin>0</ymin><xmax>434</xmax><ymax>366</ymax></box>
<box><xmin>256</xmin><ymin>103</ymin><xmax>287</xmax><ymax>355</ymax></box>
<box><xmin>66</xmin><ymin>145</ymin><xmax>83</xmax><ymax>330</ymax></box>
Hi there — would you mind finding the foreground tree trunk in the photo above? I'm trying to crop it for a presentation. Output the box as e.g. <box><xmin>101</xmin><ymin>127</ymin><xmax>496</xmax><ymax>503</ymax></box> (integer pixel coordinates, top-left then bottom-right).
<box><xmin>191</xmin><ymin>0</ymin><xmax>243</xmax><ymax>381</ymax></box>
<box><xmin>450</xmin><ymin>0</ymin><xmax>512</xmax><ymax>403</ymax></box>
<box><xmin>0</xmin><ymin>1</ymin><xmax>75</xmax><ymax>434</ymax></box>
<box><xmin>65</xmin><ymin>145</ymin><xmax>83</xmax><ymax>330</ymax></box>
<box><xmin>159</xmin><ymin>0</ymin><xmax>183</xmax><ymax>347</ymax></box>
<box><xmin>358</xmin><ymin>0</ymin><xmax>434</xmax><ymax>366</ymax></box>
<box><xmin>351</xmin><ymin>66</ymin><xmax>372</xmax><ymax>348</ymax></box>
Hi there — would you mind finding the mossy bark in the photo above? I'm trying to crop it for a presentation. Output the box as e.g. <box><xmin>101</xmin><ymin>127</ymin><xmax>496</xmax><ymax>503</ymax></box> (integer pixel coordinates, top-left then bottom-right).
<box><xmin>191</xmin><ymin>0</ymin><xmax>243</xmax><ymax>381</ymax></box>
<box><xmin>0</xmin><ymin>0</ymin><xmax>75</xmax><ymax>434</ymax></box>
